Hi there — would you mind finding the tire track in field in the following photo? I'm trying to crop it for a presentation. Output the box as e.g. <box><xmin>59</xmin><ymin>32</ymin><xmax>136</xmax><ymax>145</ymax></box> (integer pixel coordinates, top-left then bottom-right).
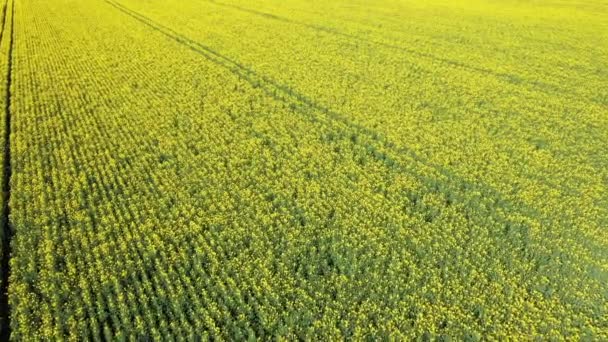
<box><xmin>103</xmin><ymin>0</ymin><xmax>608</xmax><ymax>278</ymax></box>
<box><xmin>204</xmin><ymin>0</ymin><xmax>583</xmax><ymax>102</ymax></box>
<box><xmin>211</xmin><ymin>1</ymin><xmax>608</xmax><ymax>109</ymax></box>
<box><xmin>0</xmin><ymin>0</ymin><xmax>14</xmax><ymax>337</ymax></box>
<box><xmin>63</xmin><ymin>3</ymin><xmax>605</xmax><ymax>336</ymax></box>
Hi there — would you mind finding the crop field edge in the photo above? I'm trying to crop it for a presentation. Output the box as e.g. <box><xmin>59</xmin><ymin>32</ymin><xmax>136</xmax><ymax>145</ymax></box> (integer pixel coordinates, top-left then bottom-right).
<box><xmin>0</xmin><ymin>0</ymin><xmax>14</xmax><ymax>338</ymax></box>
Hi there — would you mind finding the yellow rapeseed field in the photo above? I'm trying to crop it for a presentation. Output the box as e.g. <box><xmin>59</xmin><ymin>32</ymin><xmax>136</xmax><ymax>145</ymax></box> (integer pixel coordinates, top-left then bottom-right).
<box><xmin>0</xmin><ymin>0</ymin><xmax>607</xmax><ymax>339</ymax></box>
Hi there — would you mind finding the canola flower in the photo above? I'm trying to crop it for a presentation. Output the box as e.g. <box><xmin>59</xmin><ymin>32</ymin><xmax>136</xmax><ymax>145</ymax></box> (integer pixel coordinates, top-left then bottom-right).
<box><xmin>3</xmin><ymin>0</ymin><xmax>608</xmax><ymax>340</ymax></box>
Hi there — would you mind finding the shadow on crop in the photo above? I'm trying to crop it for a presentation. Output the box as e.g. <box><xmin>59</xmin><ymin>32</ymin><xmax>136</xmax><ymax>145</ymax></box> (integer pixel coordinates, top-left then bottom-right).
<box><xmin>0</xmin><ymin>0</ymin><xmax>14</xmax><ymax>339</ymax></box>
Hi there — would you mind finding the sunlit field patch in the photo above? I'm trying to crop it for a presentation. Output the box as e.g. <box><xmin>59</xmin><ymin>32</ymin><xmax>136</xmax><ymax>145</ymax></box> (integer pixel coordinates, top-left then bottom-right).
<box><xmin>2</xmin><ymin>0</ymin><xmax>607</xmax><ymax>339</ymax></box>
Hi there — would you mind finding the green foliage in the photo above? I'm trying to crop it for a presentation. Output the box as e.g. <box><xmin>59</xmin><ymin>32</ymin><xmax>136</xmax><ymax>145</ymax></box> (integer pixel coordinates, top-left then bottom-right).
<box><xmin>5</xmin><ymin>0</ymin><xmax>608</xmax><ymax>340</ymax></box>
